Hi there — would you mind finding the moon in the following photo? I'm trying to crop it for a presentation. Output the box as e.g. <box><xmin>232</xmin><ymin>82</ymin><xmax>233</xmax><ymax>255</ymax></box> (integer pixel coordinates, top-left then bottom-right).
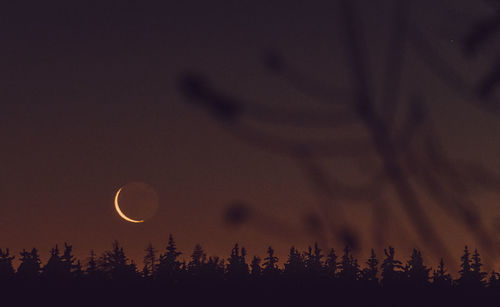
<box><xmin>114</xmin><ymin>187</ymin><xmax>144</xmax><ymax>223</ymax></box>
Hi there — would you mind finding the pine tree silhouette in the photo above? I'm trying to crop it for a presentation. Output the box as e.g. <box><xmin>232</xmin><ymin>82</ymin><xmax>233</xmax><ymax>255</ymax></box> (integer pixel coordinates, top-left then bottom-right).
<box><xmin>250</xmin><ymin>256</ymin><xmax>262</xmax><ymax>278</ymax></box>
<box><xmin>361</xmin><ymin>249</ymin><xmax>378</xmax><ymax>286</ymax></box>
<box><xmin>338</xmin><ymin>245</ymin><xmax>359</xmax><ymax>283</ymax></box>
<box><xmin>325</xmin><ymin>248</ymin><xmax>338</xmax><ymax>278</ymax></box>
<box><xmin>432</xmin><ymin>258</ymin><xmax>452</xmax><ymax>289</ymax></box>
<box><xmin>206</xmin><ymin>256</ymin><xmax>225</xmax><ymax>279</ymax></box>
<box><xmin>85</xmin><ymin>249</ymin><xmax>104</xmax><ymax>284</ymax></box>
<box><xmin>470</xmin><ymin>249</ymin><xmax>486</xmax><ymax>287</ymax></box>
<box><xmin>143</xmin><ymin>243</ymin><xmax>157</xmax><ymax>278</ymax></box>
<box><xmin>284</xmin><ymin>246</ymin><xmax>305</xmax><ymax>277</ymax></box>
<box><xmin>188</xmin><ymin>244</ymin><xmax>206</xmax><ymax>278</ymax></box>
<box><xmin>404</xmin><ymin>249</ymin><xmax>431</xmax><ymax>288</ymax></box>
<box><xmin>0</xmin><ymin>248</ymin><xmax>15</xmax><ymax>283</ymax></box>
<box><xmin>488</xmin><ymin>271</ymin><xmax>500</xmax><ymax>289</ymax></box>
<box><xmin>226</xmin><ymin>243</ymin><xmax>249</xmax><ymax>279</ymax></box>
<box><xmin>61</xmin><ymin>242</ymin><xmax>77</xmax><ymax>279</ymax></box>
<box><xmin>457</xmin><ymin>245</ymin><xmax>473</xmax><ymax>288</ymax></box>
<box><xmin>42</xmin><ymin>245</ymin><xmax>64</xmax><ymax>282</ymax></box>
<box><xmin>157</xmin><ymin>234</ymin><xmax>182</xmax><ymax>282</ymax></box>
<box><xmin>5</xmin><ymin>239</ymin><xmax>500</xmax><ymax>306</ymax></box>
<box><xmin>16</xmin><ymin>248</ymin><xmax>41</xmax><ymax>283</ymax></box>
<box><xmin>381</xmin><ymin>246</ymin><xmax>403</xmax><ymax>288</ymax></box>
<box><xmin>304</xmin><ymin>243</ymin><xmax>324</xmax><ymax>276</ymax></box>
<box><xmin>99</xmin><ymin>241</ymin><xmax>138</xmax><ymax>282</ymax></box>
<box><xmin>263</xmin><ymin>246</ymin><xmax>279</xmax><ymax>277</ymax></box>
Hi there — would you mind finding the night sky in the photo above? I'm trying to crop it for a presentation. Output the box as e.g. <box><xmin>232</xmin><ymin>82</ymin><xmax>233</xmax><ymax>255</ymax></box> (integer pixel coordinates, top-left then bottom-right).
<box><xmin>2</xmin><ymin>0</ymin><xmax>500</xmax><ymax>270</ymax></box>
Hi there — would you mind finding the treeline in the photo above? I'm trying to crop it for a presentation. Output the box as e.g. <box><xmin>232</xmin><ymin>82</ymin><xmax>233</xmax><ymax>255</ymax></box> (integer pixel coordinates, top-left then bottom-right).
<box><xmin>0</xmin><ymin>235</ymin><xmax>497</xmax><ymax>289</ymax></box>
<box><xmin>2</xmin><ymin>236</ymin><xmax>500</xmax><ymax>306</ymax></box>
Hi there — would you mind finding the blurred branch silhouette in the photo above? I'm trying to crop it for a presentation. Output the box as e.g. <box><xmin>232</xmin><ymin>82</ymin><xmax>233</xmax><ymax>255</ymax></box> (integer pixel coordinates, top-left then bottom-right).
<box><xmin>178</xmin><ymin>0</ymin><xmax>500</xmax><ymax>264</ymax></box>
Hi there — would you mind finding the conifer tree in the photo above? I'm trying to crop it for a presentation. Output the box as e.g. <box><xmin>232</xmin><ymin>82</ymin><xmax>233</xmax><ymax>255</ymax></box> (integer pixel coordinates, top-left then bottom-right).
<box><xmin>381</xmin><ymin>246</ymin><xmax>402</xmax><ymax>288</ymax></box>
<box><xmin>85</xmin><ymin>250</ymin><xmax>100</xmax><ymax>278</ymax></box>
<box><xmin>488</xmin><ymin>271</ymin><xmax>500</xmax><ymax>288</ymax></box>
<box><xmin>17</xmin><ymin>248</ymin><xmax>41</xmax><ymax>282</ymax></box>
<box><xmin>404</xmin><ymin>249</ymin><xmax>430</xmax><ymax>287</ymax></box>
<box><xmin>143</xmin><ymin>243</ymin><xmax>157</xmax><ymax>278</ymax></box>
<box><xmin>361</xmin><ymin>249</ymin><xmax>378</xmax><ymax>285</ymax></box>
<box><xmin>457</xmin><ymin>245</ymin><xmax>473</xmax><ymax>287</ymax></box>
<box><xmin>325</xmin><ymin>248</ymin><xmax>338</xmax><ymax>278</ymax></box>
<box><xmin>42</xmin><ymin>245</ymin><xmax>64</xmax><ymax>280</ymax></box>
<box><xmin>432</xmin><ymin>258</ymin><xmax>452</xmax><ymax>288</ymax></box>
<box><xmin>99</xmin><ymin>241</ymin><xmax>137</xmax><ymax>281</ymax></box>
<box><xmin>205</xmin><ymin>256</ymin><xmax>225</xmax><ymax>279</ymax></box>
<box><xmin>226</xmin><ymin>243</ymin><xmax>249</xmax><ymax>278</ymax></box>
<box><xmin>263</xmin><ymin>246</ymin><xmax>279</xmax><ymax>276</ymax></box>
<box><xmin>304</xmin><ymin>243</ymin><xmax>324</xmax><ymax>275</ymax></box>
<box><xmin>284</xmin><ymin>246</ymin><xmax>305</xmax><ymax>276</ymax></box>
<box><xmin>250</xmin><ymin>256</ymin><xmax>262</xmax><ymax>277</ymax></box>
<box><xmin>471</xmin><ymin>248</ymin><xmax>486</xmax><ymax>287</ymax></box>
<box><xmin>188</xmin><ymin>244</ymin><xmax>206</xmax><ymax>277</ymax></box>
<box><xmin>0</xmin><ymin>248</ymin><xmax>15</xmax><ymax>282</ymax></box>
<box><xmin>338</xmin><ymin>245</ymin><xmax>359</xmax><ymax>283</ymax></box>
<box><xmin>157</xmin><ymin>234</ymin><xmax>182</xmax><ymax>280</ymax></box>
<box><xmin>61</xmin><ymin>242</ymin><xmax>77</xmax><ymax>279</ymax></box>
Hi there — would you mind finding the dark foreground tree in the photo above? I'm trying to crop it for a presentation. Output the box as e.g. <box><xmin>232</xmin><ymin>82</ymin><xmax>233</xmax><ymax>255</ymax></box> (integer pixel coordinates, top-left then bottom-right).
<box><xmin>338</xmin><ymin>245</ymin><xmax>359</xmax><ymax>284</ymax></box>
<box><xmin>143</xmin><ymin>243</ymin><xmax>157</xmax><ymax>278</ymax></box>
<box><xmin>404</xmin><ymin>249</ymin><xmax>431</xmax><ymax>288</ymax></box>
<box><xmin>361</xmin><ymin>249</ymin><xmax>378</xmax><ymax>286</ymax></box>
<box><xmin>0</xmin><ymin>248</ymin><xmax>15</xmax><ymax>282</ymax></box>
<box><xmin>99</xmin><ymin>241</ymin><xmax>138</xmax><ymax>282</ymax></box>
<box><xmin>432</xmin><ymin>258</ymin><xmax>452</xmax><ymax>288</ymax></box>
<box><xmin>226</xmin><ymin>243</ymin><xmax>249</xmax><ymax>279</ymax></box>
<box><xmin>157</xmin><ymin>234</ymin><xmax>182</xmax><ymax>281</ymax></box>
<box><xmin>381</xmin><ymin>246</ymin><xmax>403</xmax><ymax>288</ymax></box>
<box><xmin>263</xmin><ymin>246</ymin><xmax>279</xmax><ymax>278</ymax></box>
<box><xmin>16</xmin><ymin>248</ymin><xmax>41</xmax><ymax>282</ymax></box>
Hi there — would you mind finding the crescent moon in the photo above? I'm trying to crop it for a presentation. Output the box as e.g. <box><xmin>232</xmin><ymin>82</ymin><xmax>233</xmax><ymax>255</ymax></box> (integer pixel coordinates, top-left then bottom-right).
<box><xmin>114</xmin><ymin>187</ymin><xmax>144</xmax><ymax>223</ymax></box>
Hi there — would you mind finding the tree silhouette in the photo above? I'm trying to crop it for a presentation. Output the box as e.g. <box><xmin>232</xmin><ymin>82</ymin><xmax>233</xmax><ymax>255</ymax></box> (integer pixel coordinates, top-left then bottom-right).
<box><xmin>432</xmin><ymin>258</ymin><xmax>452</xmax><ymax>289</ymax></box>
<box><xmin>338</xmin><ymin>245</ymin><xmax>359</xmax><ymax>283</ymax></box>
<box><xmin>0</xmin><ymin>248</ymin><xmax>15</xmax><ymax>283</ymax></box>
<box><xmin>61</xmin><ymin>242</ymin><xmax>77</xmax><ymax>279</ymax></box>
<box><xmin>205</xmin><ymin>256</ymin><xmax>225</xmax><ymax>279</ymax></box>
<box><xmin>187</xmin><ymin>244</ymin><xmax>206</xmax><ymax>278</ymax></box>
<box><xmin>325</xmin><ymin>248</ymin><xmax>338</xmax><ymax>278</ymax></box>
<box><xmin>404</xmin><ymin>249</ymin><xmax>431</xmax><ymax>288</ymax></box>
<box><xmin>226</xmin><ymin>243</ymin><xmax>249</xmax><ymax>279</ymax></box>
<box><xmin>284</xmin><ymin>246</ymin><xmax>305</xmax><ymax>277</ymax></box>
<box><xmin>456</xmin><ymin>246</ymin><xmax>486</xmax><ymax>288</ymax></box>
<box><xmin>262</xmin><ymin>246</ymin><xmax>279</xmax><ymax>277</ymax></box>
<box><xmin>380</xmin><ymin>246</ymin><xmax>403</xmax><ymax>288</ymax></box>
<box><xmin>250</xmin><ymin>256</ymin><xmax>262</xmax><ymax>278</ymax></box>
<box><xmin>157</xmin><ymin>234</ymin><xmax>182</xmax><ymax>282</ymax></box>
<box><xmin>361</xmin><ymin>249</ymin><xmax>378</xmax><ymax>286</ymax></box>
<box><xmin>16</xmin><ymin>248</ymin><xmax>41</xmax><ymax>283</ymax></box>
<box><xmin>457</xmin><ymin>245</ymin><xmax>473</xmax><ymax>288</ymax></box>
<box><xmin>488</xmin><ymin>271</ymin><xmax>500</xmax><ymax>289</ymax></box>
<box><xmin>4</xmin><ymin>239</ymin><xmax>500</xmax><ymax>306</ymax></box>
<box><xmin>84</xmin><ymin>249</ymin><xmax>104</xmax><ymax>283</ymax></box>
<box><xmin>143</xmin><ymin>243</ymin><xmax>157</xmax><ymax>278</ymax></box>
<box><xmin>470</xmin><ymin>249</ymin><xmax>487</xmax><ymax>287</ymax></box>
<box><xmin>99</xmin><ymin>241</ymin><xmax>138</xmax><ymax>282</ymax></box>
<box><xmin>304</xmin><ymin>243</ymin><xmax>324</xmax><ymax>276</ymax></box>
<box><xmin>42</xmin><ymin>245</ymin><xmax>64</xmax><ymax>281</ymax></box>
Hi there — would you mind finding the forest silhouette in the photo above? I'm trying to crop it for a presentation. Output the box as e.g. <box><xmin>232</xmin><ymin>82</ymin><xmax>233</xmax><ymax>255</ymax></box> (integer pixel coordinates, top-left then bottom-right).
<box><xmin>1</xmin><ymin>237</ymin><xmax>500</xmax><ymax>306</ymax></box>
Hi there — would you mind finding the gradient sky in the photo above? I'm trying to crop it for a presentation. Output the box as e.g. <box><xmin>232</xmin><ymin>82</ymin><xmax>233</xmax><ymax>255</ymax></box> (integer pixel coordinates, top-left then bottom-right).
<box><xmin>1</xmin><ymin>0</ymin><xmax>500</xmax><ymax>271</ymax></box>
